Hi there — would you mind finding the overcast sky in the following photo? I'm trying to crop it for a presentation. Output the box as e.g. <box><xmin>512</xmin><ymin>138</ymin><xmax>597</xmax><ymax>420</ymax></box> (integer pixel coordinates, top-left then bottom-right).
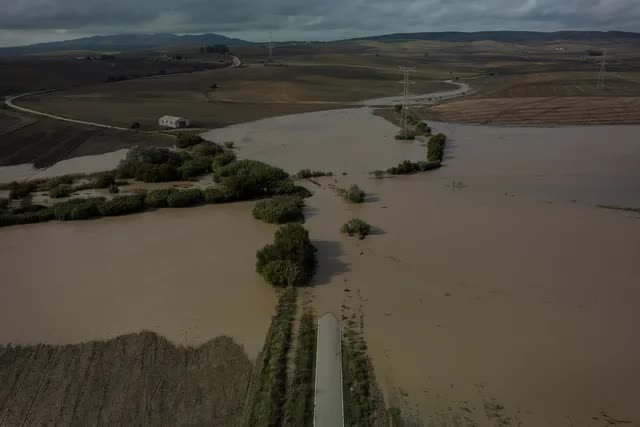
<box><xmin>1</xmin><ymin>0</ymin><xmax>639</xmax><ymax>47</ymax></box>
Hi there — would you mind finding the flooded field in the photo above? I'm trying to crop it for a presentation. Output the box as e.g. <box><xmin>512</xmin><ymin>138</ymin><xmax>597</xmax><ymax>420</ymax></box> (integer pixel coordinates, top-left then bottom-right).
<box><xmin>0</xmin><ymin>203</ymin><xmax>277</xmax><ymax>360</ymax></box>
<box><xmin>208</xmin><ymin>108</ymin><xmax>640</xmax><ymax>425</ymax></box>
<box><xmin>1</xmin><ymin>104</ymin><xmax>639</xmax><ymax>425</ymax></box>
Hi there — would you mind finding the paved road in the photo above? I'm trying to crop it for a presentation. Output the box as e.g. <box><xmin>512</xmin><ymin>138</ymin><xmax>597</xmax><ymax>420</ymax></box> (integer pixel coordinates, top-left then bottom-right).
<box><xmin>4</xmin><ymin>91</ymin><xmax>130</xmax><ymax>131</ymax></box>
<box><xmin>314</xmin><ymin>313</ymin><xmax>344</xmax><ymax>427</ymax></box>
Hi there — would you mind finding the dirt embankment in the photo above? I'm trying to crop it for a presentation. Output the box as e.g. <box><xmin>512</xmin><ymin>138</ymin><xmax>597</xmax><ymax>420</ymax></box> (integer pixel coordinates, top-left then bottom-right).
<box><xmin>0</xmin><ymin>331</ymin><xmax>252</xmax><ymax>426</ymax></box>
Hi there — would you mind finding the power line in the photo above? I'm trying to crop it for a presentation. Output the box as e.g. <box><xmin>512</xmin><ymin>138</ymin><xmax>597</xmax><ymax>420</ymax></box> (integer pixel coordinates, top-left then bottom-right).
<box><xmin>597</xmin><ymin>50</ymin><xmax>607</xmax><ymax>90</ymax></box>
<box><xmin>399</xmin><ymin>66</ymin><xmax>416</xmax><ymax>138</ymax></box>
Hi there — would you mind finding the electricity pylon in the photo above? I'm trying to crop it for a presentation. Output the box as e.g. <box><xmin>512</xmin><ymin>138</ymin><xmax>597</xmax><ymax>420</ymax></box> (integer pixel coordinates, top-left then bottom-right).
<box><xmin>597</xmin><ymin>50</ymin><xmax>607</xmax><ymax>90</ymax></box>
<box><xmin>399</xmin><ymin>66</ymin><xmax>416</xmax><ymax>138</ymax></box>
<box><xmin>268</xmin><ymin>32</ymin><xmax>274</xmax><ymax>62</ymax></box>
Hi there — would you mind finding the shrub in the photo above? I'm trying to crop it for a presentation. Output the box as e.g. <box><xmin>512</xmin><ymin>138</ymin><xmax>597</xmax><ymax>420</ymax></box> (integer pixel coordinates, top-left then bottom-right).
<box><xmin>144</xmin><ymin>188</ymin><xmax>178</xmax><ymax>208</ymax></box>
<box><xmin>11</xmin><ymin>204</ymin><xmax>48</xmax><ymax>215</ymax></box>
<box><xmin>253</xmin><ymin>196</ymin><xmax>305</xmax><ymax>224</ymax></box>
<box><xmin>427</xmin><ymin>133</ymin><xmax>447</xmax><ymax>164</ymax></box>
<box><xmin>92</xmin><ymin>173</ymin><xmax>116</xmax><ymax>188</ymax></box>
<box><xmin>216</xmin><ymin>160</ymin><xmax>289</xmax><ymax>199</ymax></box>
<box><xmin>47</xmin><ymin>175</ymin><xmax>75</xmax><ymax>190</ymax></box>
<box><xmin>342</xmin><ymin>185</ymin><xmax>365</xmax><ymax>203</ymax></box>
<box><xmin>52</xmin><ymin>197</ymin><xmax>105</xmax><ymax>221</ymax></box>
<box><xmin>130</xmin><ymin>121</ymin><xmax>140</xmax><ymax>129</ymax></box>
<box><xmin>371</xmin><ymin>170</ymin><xmax>386</xmax><ymax>179</ymax></box>
<box><xmin>9</xmin><ymin>181</ymin><xmax>37</xmax><ymax>199</ymax></box>
<box><xmin>0</xmin><ymin>198</ymin><xmax>8</xmax><ymax>210</ymax></box>
<box><xmin>98</xmin><ymin>194</ymin><xmax>146</xmax><ymax>216</ymax></box>
<box><xmin>256</xmin><ymin>224</ymin><xmax>317</xmax><ymax>287</ymax></box>
<box><xmin>177</xmin><ymin>133</ymin><xmax>204</xmax><ymax>148</ymax></box>
<box><xmin>386</xmin><ymin>160</ymin><xmax>441</xmax><ymax>175</ymax></box>
<box><xmin>48</xmin><ymin>185</ymin><xmax>72</xmax><ymax>198</ymax></box>
<box><xmin>272</xmin><ymin>181</ymin><xmax>313</xmax><ymax>198</ymax></box>
<box><xmin>140</xmin><ymin>163</ymin><xmax>179</xmax><ymax>183</ymax></box>
<box><xmin>223</xmin><ymin>141</ymin><xmax>235</xmax><ymax>149</ymax></box>
<box><xmin>415</xmin><ymin>121</ymin><xmax>431</xmax><ymax>135</ymax></box>
<box><xmin>203</xmin><ymin>187</ymin><xmax>233</xmax><ymax>204</ymax></box>
<box><xmin>191</xmin><ymin>141</ymin><xmax>224</xmax><ymax>157</ymax></box>
<box><xmin>211</xmin><ymin>150</ymin><xmax>236</xmax><ymax>169</ymax></box>
<box><xmin>0</xmin><ymin>209</ymin><xmax>55</xmax><ymax>227</ymax></box>
<box><xmin>341</xmin><ymin>218</ymin><xmax>372</xmax><ymax>239</ymax></box>
<box><xmin>166</xmin><ymin>188</ymin><xmax>204</xmax><ymax>207</ymax></box>
<box><xmin>109</xmin><ymin>184</ymin><xmax>120</xmax><ymax>194</ymax></box>
<box><xmin>178</xmin><ymin>156</ymin><xmax>212</xmax><ymax>179</ymax></box>
<box><xmin>296</xmin><ymin>169</ymin><xmax>332</xmax><ymax>179</ymax></box>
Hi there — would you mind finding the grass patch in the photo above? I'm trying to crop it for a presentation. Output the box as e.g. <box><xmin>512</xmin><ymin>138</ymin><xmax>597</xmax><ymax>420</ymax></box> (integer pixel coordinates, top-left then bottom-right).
<box><xmin>341</xmin><ymin>218</ymin><xmax>372</xmax><ymax>239</ymax></box>
<box><xmin>283</xmin><ymin>307</ymin><xmax>316</xmax><ymax>427</ymax></box>
<box><xmin>253</xmin><ymin>196</ymin><xmax>305</xmax><ymax>224</ymax></box>
<box><xmin>256</xmin><ymin>224</ymin><xmax>317</xmax><ymax>288</ymax></box>
<box><xmin>52</xmin><ymin>197</ymin><xmax>105</xmax><ymax>221</ymax></box>
<box><xmin>248</xmin><ymin>287</ymin><xmax>297</xmax><ymax>427</ymax></box>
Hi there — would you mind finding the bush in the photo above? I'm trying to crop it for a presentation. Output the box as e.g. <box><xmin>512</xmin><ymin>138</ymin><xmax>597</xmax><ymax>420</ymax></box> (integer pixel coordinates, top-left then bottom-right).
<box><xmin>427</xmin><ymin>133</ymin><xmax>447</xmax><ymax>164</ymax></box>
<box><xmin>52</xmin><ymin>197</ymin><xmax>105</xmax><ymax>221</ymax></box>
<box><xmin>342</xmin><ymin>185</ymin><xmax>365</xmax><ymax>203</ymax></box>
<box><xmin>92</xmin><ymin>173</ymin><xmax>116</xmax><ymax>189</ymax></box>
<box><xmin>166</xmin><ymin>188</ymin><xmax>204</xmax><ymax>207</ymax></box>
<box><xmin>144</xmin><ymin>188</ymin><xmax>178</xmax><ymax>208</ymax></box>
<box><xmin>0</xmin><ymin>198</ymin><xmax>8</xmax><ymax>210</ymax></box>
<box><xmin>386</xmin><ymin>160</ymin><xmax>441</xmax><ymax>175</ymax></box>
<box><xmin>216</xmin><ymin>160</ymin><xmax>289</xmax><ymax>200</ymax></box>
<box><xmin>0</xmin><ymin>209</ymin><xmax>55</xmax><ymax>228</ymax></box>
<box><xmin>203</xmin><ymin>187</ymin><xmax>233</xmax><ymax>204</ymax></box>
<box><xmin>341</xmin><ymin>218</ymin><xmax>372</xmax><ymax>239</ymax></box>
<box><xmin>140</xmin><ymin>163</ymin><xmax>179</xmax><ymax>183</ymax></box>
<box><xmin>177</xmin><ymin>133</ymin><xmax>204</xmax><ymax>148</ymax></box>
<box><xmin>97</xmin><ymin>194</ymin><xmax>146</xmax><ymax>216</ymax></box>
<box><xmin>9</xmin><ymin>181</ymin><xmax>37</xmax><ymax>199</ymax></box>
<box><xmin>47</xmin><ymin>175</ymin><xmax>75</xmax><ymax>190</ymax></box>
<box><xmin>253</xmin><ymin>196</ymin><xmax>305</xmax><ymax>224</ymax></box>
<box><xmin>109</xmin><ymin>184</ymin><xmax>120</xmax><ymax>194</ymax></box>
<box><xmin>371</xmin><ymin>170</ymin><xmax>386</xmax><ymax>179</ymax></box>
<box><xmin>415</xmin><ymin>121</ymin><xmax>431</xmax><ymax>135</ymax></box>
<box><xmin>179</xmin><ymin>156</ymin><xmax>212</xmax><ymax>179</ymax></box>
<box><xmin>272</xmin><ymin>181</ymin><xmax>313</xmax><ymax>198</ymax></box>
<box><xmin>116</xmin><ymin>146</ymin><xmax>183</xmax><ymax>180</ymax></box>
<box><xmin>256</xmin><ymin>224</ymin><xmax>317</xmax><ymax>287</ymax></box>
<box><xmin>211</xmin><ymin>150</ymin><xmax>236</xmax><ymax>169</ymax></box>
<box><xmin>11</xmin><ymin>204</ymin><xmax>48</xmax><ymax>215</ymax></box>
<box><xmin>190</xmin><ymin>141</ymin><xmax>224</xmax><ymax>157</ymax></box>
<box><xmin>223</xmin><ymin>141</ymin><xmax>235</xmax><ymax>149</ymax></box>
<box><xmin>296</xmin><ymin>169</ymin><xmax>333</xmax><ymax>179</ymax></box>
<box><xmin>48</xmin><ymin>185</ymin><xmax>72</xmax><ymax>198</ymax></box>
<box><xmin>130</xmin><ymin>121</ymin><xmax>140</xmax><ymax>129</ymax></box>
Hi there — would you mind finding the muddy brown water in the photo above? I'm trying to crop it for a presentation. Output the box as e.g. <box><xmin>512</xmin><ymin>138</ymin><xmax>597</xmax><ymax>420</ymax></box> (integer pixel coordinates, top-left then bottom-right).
<box><xmin>1</xmin><ymin>106</ymin><xmax>640</xmax><ymax>425</ymax></box>
<box><xmin>207</xmin><ymin>109</ymin><xmax>640</xmax><ymax>425</ymax></box>
<box><xmin>0</xmin><ymin>203</ymin><xmax>277</xmax><ymax>360</ymax></box>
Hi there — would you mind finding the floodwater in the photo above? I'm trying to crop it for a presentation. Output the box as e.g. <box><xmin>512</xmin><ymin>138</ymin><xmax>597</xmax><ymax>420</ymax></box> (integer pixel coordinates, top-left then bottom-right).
<box><xmin>0</xmin><ymin>149</ymin><xmax>128</xmax><ymax>182</ymax></box>
<box><xmin>0</xmin><ymin>203</ymin><xmax>277</xmax><ymax>360</ymax></box>
<box><xmin>2</xmin><ymin>105</ymin><xmax>640</xmax><ymax>425</ymax></box>
<box><xmin>210</xmin><ymin>108</ymin><xmax>640</xmax><ymax>425</ymax></box>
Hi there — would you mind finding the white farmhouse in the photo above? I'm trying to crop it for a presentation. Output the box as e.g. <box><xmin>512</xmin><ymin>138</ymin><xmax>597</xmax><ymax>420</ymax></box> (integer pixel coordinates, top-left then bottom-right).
<box><xmin>158</xmin><ymin>116</ymin><xmax>191</xmax><ymax>129</ymax></box>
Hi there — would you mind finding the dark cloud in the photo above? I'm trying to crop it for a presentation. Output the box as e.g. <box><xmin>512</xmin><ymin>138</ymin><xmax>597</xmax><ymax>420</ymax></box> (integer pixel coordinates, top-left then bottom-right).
<box><xmin>1</xmin><ymin>0</ymin><xmax>639</xmax><ymax>46</ymax></box>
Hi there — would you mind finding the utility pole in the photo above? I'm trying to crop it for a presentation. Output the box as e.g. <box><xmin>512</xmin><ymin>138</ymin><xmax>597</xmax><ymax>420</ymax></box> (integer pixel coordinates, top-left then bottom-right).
<box><xmin>399</xmin><ymin>66</ymin><xmax>415</xmax><ymax>138</ymax></box>
<box><xmin>268</xmin><ymin>32</ymin><xmax>274</xmax><ymax>62</ymax></box>
<box><xmin>597</xmin><ymin>50</ymin><xmax>607</xmax><ymax>90</ymax></box>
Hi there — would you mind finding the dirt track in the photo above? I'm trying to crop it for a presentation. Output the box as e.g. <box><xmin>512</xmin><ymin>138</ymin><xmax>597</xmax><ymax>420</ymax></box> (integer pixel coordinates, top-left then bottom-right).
<box><xmin>0</xmin><ymin>332</ymin><xmax>252</xmax><ymax>426</ymax></box>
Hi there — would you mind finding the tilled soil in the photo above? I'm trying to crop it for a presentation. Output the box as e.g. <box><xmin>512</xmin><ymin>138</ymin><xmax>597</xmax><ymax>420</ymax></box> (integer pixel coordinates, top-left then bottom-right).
<box><xmin>0</xmin><ymin>331</ymin><xmax>252</xmax><ymax>426</ymax></box>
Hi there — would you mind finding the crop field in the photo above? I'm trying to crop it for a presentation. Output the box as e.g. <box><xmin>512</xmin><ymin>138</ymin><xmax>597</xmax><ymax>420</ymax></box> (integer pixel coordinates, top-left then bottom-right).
<box><xmin>0</xmin><ymin>332</ymin><xmax>251</xmax><ymax>426</ymax></box>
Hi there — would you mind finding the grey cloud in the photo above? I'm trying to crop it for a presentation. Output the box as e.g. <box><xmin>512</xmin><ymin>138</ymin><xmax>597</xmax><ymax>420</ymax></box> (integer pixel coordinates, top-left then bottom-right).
<box><xmin>0</xmin><ymin>0</ymin><xmax>639</xmax><ymax>46</ymax></box>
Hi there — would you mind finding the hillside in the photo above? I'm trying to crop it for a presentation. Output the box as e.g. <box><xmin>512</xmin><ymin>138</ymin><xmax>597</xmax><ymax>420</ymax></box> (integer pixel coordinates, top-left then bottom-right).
<box><xmin>0</xmin><ymin>33</ymin><xmax>252</xmax><ymax>56</ymax></box>
<box><xmin>352</xmin><ymin>30</ymin><xmax>640</xmax><ymax>43</ymax></box>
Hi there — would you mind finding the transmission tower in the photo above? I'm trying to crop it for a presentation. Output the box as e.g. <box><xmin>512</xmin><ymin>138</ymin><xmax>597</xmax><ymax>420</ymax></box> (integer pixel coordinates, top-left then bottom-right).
<box><xmin>398</xmin><ymin>66</ymin><xmax>416</xmax><ymax>138</ymax></box>
<box><xmin>268</xmin><ymin>32</ymin><xmax>274</xmax><ymax>62</ymax></box>
<box><xmin>597</xmin><ymin>50</ymin><xmax>607</xmax><ymax>89</ymax></box>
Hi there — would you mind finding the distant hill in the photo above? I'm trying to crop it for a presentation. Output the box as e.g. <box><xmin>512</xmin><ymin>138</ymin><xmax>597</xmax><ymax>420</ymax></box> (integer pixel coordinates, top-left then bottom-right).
<box><xmin>0</xmin><ymin>33</ymin><xmax>252</xmax><ymax>56</ymax></box>
<box><xmin>351</xmin><ymin>31</ymin><xmax>640</xmax><ymax>43</ymax></box>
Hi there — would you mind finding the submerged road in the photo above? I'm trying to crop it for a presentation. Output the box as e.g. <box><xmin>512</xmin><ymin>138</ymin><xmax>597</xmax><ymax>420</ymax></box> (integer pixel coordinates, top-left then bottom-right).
<box><xmin>314</xmin><ymin>313</ymin><xmax>344</xmax><ymax>427</ymax></box>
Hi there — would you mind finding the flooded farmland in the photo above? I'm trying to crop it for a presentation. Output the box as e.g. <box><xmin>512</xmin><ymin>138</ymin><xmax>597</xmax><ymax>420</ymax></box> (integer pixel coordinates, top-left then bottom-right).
<box><xmin>209</xmin><ymin>108</ymin><xmax>640</xmax><ymax>425</ymax></box>
<box><xmin>1</xmin><ymin>105</ymin><xmax>640</xmax><ymax>426</ymax></box>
